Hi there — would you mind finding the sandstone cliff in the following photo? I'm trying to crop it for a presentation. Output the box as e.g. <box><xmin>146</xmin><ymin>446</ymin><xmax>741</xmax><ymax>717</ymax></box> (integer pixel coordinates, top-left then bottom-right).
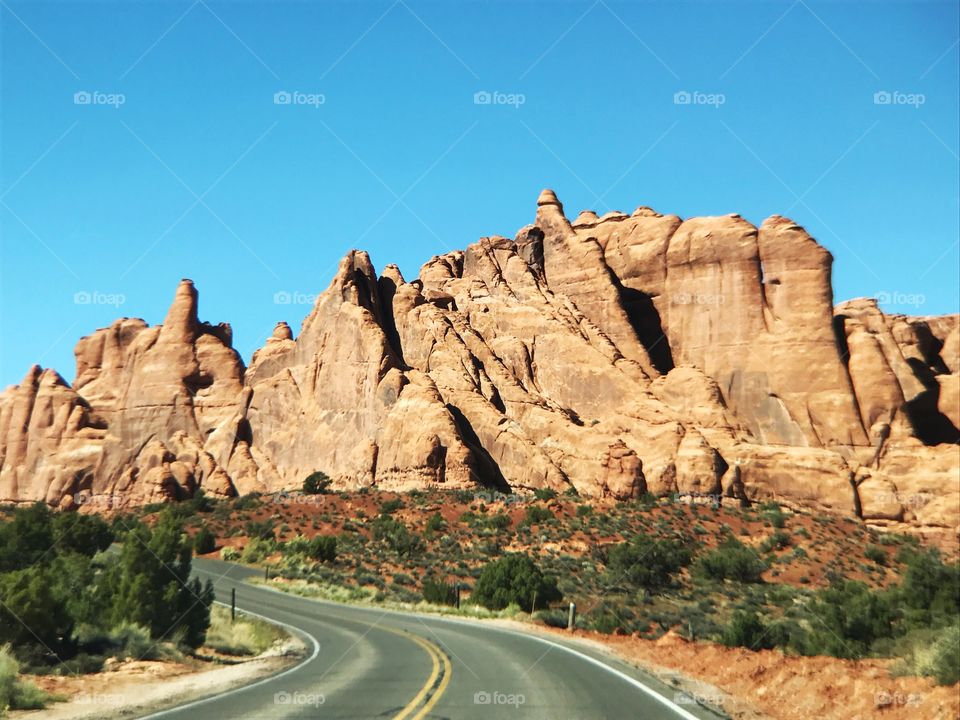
<box><xmin>1</xmin><ymin>192</ymin><xmax>956</xmax><ymax>540</ymax></box>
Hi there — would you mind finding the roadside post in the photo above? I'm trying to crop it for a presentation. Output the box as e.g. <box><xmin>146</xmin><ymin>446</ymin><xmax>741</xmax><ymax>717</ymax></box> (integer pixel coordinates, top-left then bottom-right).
<box><xmin>567</xmin><ymin>602</ymin><xmax>576</xmax><ymax>631</ymax></box>
<box><xmin>231</xmin><ymin>588</ymin><xmax>236</xmax><ymax>622</ymax></box>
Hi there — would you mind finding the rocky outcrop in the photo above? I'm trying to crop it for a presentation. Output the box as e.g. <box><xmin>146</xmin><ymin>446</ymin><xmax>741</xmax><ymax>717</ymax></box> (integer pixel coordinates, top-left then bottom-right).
<box><xmin>1</xmin><ymin>192</ymin><xmax>956</xmax><ymax>541</ymax></box>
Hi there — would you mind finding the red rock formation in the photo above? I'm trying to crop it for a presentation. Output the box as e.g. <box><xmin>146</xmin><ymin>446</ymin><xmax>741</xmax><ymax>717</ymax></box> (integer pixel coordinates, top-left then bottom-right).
<box><xmin>0</xmin><ymin>192</ymin><xmax>956</xmax><ymax>541</ymax></box>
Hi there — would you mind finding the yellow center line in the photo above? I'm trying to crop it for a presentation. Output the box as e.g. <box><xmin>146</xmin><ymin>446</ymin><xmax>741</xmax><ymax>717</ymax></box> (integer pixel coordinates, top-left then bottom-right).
<box><xmin>389</xmin><ymin>628</ymin><xmax>451</xmax><ymax>720</ymax></box>
<box><xmin>411</xmin><ymin>638</ymin><xmax>452</xmax><ymax>720</ymax></box>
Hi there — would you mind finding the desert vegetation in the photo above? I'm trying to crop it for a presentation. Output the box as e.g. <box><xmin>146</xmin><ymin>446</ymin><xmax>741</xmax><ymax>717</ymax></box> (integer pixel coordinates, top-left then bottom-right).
<box><xmin>0</xmin><ymin>503</ymin><xmax>214</xmax><ymax>713</ymax></box>
<box><xmin>132</xmin><ymin>482</ymin><xmax>960</xmax><ymax>689</ymax></box>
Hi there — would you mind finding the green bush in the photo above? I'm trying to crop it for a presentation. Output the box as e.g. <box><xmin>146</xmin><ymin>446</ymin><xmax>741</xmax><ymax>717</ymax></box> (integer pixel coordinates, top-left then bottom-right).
<box><xmin>694</xmin><ymin>537</ymin><xmax>766</xmax><ymax>583</ymax></box>
<box><xmin>372</xmin><ymin>516</ymin><xmax>423</xmax><ymax>557</ymax></box>
<box><xmin>0</xmin><ymin>644</ymin><xmax>57</xmax><ymax>712</ymax></box>
<box><xmin>379</xmin><ymin>499</ymin><xmax>404</xmax><ymax>515</ymax></box>
<box><xmin>422</xmin><ymin>578</ymin><xmax>458</xmax><ymax>606</ymax></box>
<box><xmin>521</xmin><ymin>505</ymin><xmax>553</xmax><ymax>527</ymax></box>
<box><xmin>193</xmin><ymin>527</ymin><xmax>217</xmax><ymax>554</ymax></box>
<box><xmin>307</xmin><ymin>536</ymin><xmax>337</xmax><ymax>563</ymax></box>
<box><xmin>864</xmin><ymin>544</ymin><xmax>887</xmax><ymax>566</ymax></box>
<box><xmin>760</xmin><ymin>531</ymin><xmax>791</xmax><ymax>553</ymax></box>
<box><xmin>425</xmin><ymin>512</ymin><xmax>446</xmax><ymax>536</ymax></box>
<box><xmin>245</xmin><ymin>520</ymin><xmax>275</xmax><ymax>541</ymax></box>
<box><xmin>806</xmin><ymin>579</ymin><xmax>896</xmax><ymax>659</ymax></box>
<box><xmin>926</xmin><ymin>624</ymin><xmax>960</xmax><ymax>685</ymax></box>
<box><xmin>533</xmin><ymin>488</ymin><xmax>558</xmax><ymax>502</ymax></box>
<box><xmin>472</xmin><ymin>554</ymin><xmax>561</xmax><ymax>612</ymax></box>
<box><xmin>221</xmin><ymin>546</ymin><xmax>240</xmax><ymax>561</ymax></box>
<box><xmin>604</xmin><ymin>534</ymin><xmax>693</xmax><ymax>592</ymax></box>
<box><xmin>722</xmin><ymin>611</ymin><xmax>776</xmax><ymax>650</ymax></box>
<box><xmin>302</xmin><ymin>471</ymin><xmax>332</xmax><ymax>495</ymax></box>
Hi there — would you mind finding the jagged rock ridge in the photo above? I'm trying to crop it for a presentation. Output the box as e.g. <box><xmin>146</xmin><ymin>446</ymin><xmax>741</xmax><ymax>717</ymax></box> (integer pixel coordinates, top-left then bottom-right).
<box><xmin>1</xmin><ymin>191</ymin><xmax>957</xmax><ymax>541</ymax></box>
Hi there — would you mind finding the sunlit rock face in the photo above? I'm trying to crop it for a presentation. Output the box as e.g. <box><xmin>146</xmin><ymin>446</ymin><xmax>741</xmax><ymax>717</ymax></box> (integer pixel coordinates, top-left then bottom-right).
<box><xmin>2</xmin><ymin>192</ymin><xmax>956</xmax><ymax>542</ymax></box>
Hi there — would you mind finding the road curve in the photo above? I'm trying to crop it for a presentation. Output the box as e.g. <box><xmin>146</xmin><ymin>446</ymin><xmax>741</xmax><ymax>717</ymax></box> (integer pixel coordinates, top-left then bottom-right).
<box><xmin>140</xmin><ymin>558</ymin><xmax>722</xmax><ymax>719</ymax></box>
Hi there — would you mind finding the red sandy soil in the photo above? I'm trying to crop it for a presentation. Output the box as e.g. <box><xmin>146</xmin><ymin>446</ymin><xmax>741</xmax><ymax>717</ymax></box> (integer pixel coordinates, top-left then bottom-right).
<box><xmin>514</xmin><ymin>623</ymin><xmax>959</xmax><ymax>720</ymax></box>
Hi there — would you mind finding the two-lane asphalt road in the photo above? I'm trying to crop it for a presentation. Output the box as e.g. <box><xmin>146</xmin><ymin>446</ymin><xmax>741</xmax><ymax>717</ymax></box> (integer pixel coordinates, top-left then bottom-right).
<box><xmin>141</xmin><ymin>559</ymin><xmax>722</xmax><ymax>719</ymax></box>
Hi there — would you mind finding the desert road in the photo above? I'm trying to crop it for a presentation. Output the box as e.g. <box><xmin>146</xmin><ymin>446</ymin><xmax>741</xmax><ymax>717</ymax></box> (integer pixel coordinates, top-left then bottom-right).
<box><xmin>140</xmin><ymin>558</ymin><xmax>721</xmax><ymax>720</ymax></box>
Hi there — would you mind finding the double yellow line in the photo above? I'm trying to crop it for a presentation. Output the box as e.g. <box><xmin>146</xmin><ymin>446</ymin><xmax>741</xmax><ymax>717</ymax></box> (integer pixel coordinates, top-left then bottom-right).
<box><xmin>390</xmin><ymin>629</ymin><xmax>452</xmax><ymax>720</ymax></box>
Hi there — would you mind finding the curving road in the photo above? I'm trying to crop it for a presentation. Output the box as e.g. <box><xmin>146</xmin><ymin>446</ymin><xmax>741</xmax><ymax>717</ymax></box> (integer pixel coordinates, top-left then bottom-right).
<box><xmin>140</xmin><ymin>559</ymin><xmax>723</xmax><ymax>720</ymax></box>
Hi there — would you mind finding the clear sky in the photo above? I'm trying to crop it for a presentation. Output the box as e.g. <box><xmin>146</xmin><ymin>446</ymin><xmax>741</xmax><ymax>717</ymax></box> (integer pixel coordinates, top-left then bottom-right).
<box><xmin>1</xmin><ymin>0</ymin><xmax>957</xmax><ymax>388</ymax></box>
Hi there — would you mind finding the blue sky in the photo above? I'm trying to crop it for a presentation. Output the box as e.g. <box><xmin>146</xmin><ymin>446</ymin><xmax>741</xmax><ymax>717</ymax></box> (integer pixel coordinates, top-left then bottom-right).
<box><xmin>1</xmin><ymin>0</ymin><xmax>957</xmax><ymax>387</ymax></box>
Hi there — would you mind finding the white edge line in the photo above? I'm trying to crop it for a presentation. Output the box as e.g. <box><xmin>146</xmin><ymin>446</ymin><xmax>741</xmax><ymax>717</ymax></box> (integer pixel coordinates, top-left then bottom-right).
<box><xmin>137</xmin><ymin>599</ymin><xmax>321</xmax><ymax>719</ymax></box>
<box><xmin>244</xmin><ymin>575</ymin><xmax>703</xmax><ymax>720</ymax></box>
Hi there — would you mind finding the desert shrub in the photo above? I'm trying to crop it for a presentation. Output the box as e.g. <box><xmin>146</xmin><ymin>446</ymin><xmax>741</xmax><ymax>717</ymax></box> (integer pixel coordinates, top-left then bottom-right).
<box><xmin>204</xmin><ymin>606</ymin><xmax>283</xmax><ymax>656</ymax></box>
<box><xmin>925</xmin><ymin>624</ymin><xmax>960</xmax><ymax>685</ymax></box>
<box><xmin>722</xmin><ymin>611</ymin><xmax>776</xmax><ymax>650</ymax></box>
<box><xmin>233</xmin><ymin>493</ymin><xmax>263</xmax><ymax>510</ymax></box>
<box><xmin>694</xmin><ymin>537</ymin><xmax>766</xmax><ymax>583</ymax></box>
<box><xmin>864</xmin><ymin>544</ymin><xmax>887</xmax><ymax>565</ymax></box>
<box><xmin>240</xmin><ymin>538</ymin><xmax>274</xmax><ymax>564</ymax></box>
<box><xmin>422</xmin><ymin>578</ymin><xmax>458</xmax><ymax>606</ymax></box>
<box><xmin>379</xmin><ymin>499</ymin><xmax>403</xmax><ymax>515</ymax></box>
<box><xmin>760</xmin><ymin>531</ymin><xmax>791</xmax><ymax>553</ymax></box>
<box><xmin>308</xmin><ymin>536</ymin><xmax>337</xmax><ymax>563</ymax></box>
<box><xmin>533</xmin><ymin>488</ymin><xmax>558</xmax><ymax>502</ymax></box>
<box><xmin>193</xmin><ymin>527</ymin><xmax>217</xmax><ymax>554</ymax></box>
<box><xmin>108</xmin><ymin>623</ymin><xmax>157</xmax><ymax>661</ymax></box>
<box><xmin>0</xmin><ymin>645</ymin><xmax>57</xmax><ymax>711</ymax></box>
<box><xmin>245</xmin><ymin>520</ymin><xmax>275</xmax><ymax>541</ymax></box>
<box><xmin>487</xmin><ymin>513</ymin><xmax>512</xmax><ymax>531</ymax></box>
<box><xmin>895</xmin><ymin>548</ymin><xmax>960</xmax><ymax>630</ymax></box>
<box><xmin>221</xmin><ymin>546</ymin><xmax>240</xmax><ymax>561</ymax></box>
<box><xmin>472</xmin><ymin>554</ymin><xmax>561</xmax><ymax>612</ymax></box>
<box><xmin>425</xmin><ymin>512</ymin><xmax>446</xmax><ymax>536</ymax></box>
<box><xmin>372</xmin><ymin>517</ymin><xmax>423</xmax><ymax>557</ymax></box>
<box><xmin>302</xmin><ymin>471</ymin><xmax>333</xmax><ymax>495</ymax></box>
<box><xmin>805</xmin><ymin>579</ymin><xmax>896</xmax><ymax>659</ymax></box>
<box><xmin>604</xmin><ymin>534</ymin><xmax>693</xmax><ymax>592</ymax></box>
<box><xmin>521</xmin><ymin>505</ymin><xmax>553</xmax><ymax>527</ymax></box>
<box><xmin>535</xmin><ymin>609</ymin><xmax>569</xmax><ymax>628</ymax></box>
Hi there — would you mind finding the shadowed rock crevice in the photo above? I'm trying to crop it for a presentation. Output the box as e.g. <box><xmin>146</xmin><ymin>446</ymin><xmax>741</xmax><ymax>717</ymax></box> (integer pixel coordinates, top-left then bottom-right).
<box><xmin>614</xmin><ymin>282</ymin><xmax>674</xmax><ymax>375</ymax></box>
<box><xmin>444</xmin><ymin>404</ymin><xmax>510</xmax><ymax>492</ymax></box>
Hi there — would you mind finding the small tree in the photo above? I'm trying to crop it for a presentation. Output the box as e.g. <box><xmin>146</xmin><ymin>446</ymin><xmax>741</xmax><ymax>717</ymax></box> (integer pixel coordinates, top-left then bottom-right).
<box><xmin>302</xmin><ymin>471</ymin><xmax>332</xmax><ymax>495</ymax></box>
<box><xmin>193</xmin><ymin>527</ymin><xmax>217</xmax><ymax>555</ymax></box>
<box><xmin>422</xmin><ymin>578</ymin><xmax>458</xmax><ymax>606</ymax></box>
<box><xmin>472</xmin><ymin>554</ymin><xmax>561</xmax><ymax>612</ymax></box>
<box><xmin>605</xmin><ymin>534</ymin><xmax>693</xmax><ymax>592</ymax></box>
<box><xmin>308</xmin><ymin>536</ymin><xmax>337</xmax><ymax>563</ymax></box>
<box><xmin>694</xmin><ymin>537</ymin><xmax>766</xmax><ymax>583</ymax></box>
